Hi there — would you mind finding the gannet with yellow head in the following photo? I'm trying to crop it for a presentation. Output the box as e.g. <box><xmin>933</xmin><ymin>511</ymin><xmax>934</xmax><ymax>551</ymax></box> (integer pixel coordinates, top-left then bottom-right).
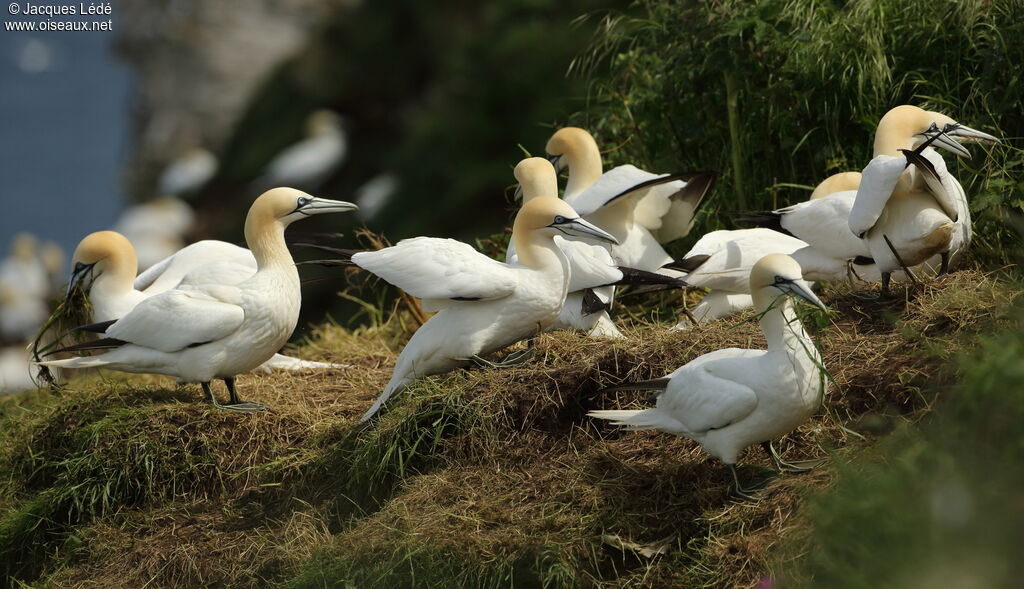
<box><xmin>545</xmin><ymin>127</ymin><xmax>716</xmax><ymax>271</ymax></box>
<box><xmin>39</xmin><ymin>188</ymin><xmax>358</xmax><ymax>412</ymax></box>
<box><xmin>345</xmin><ymin>191</ymin><xmax>618</xmax><ymax>422</ymax></box>
<box><xmin>590</xmin><ymin>253</ymin><xmax>828</xmax><ymax>499</ymax></box>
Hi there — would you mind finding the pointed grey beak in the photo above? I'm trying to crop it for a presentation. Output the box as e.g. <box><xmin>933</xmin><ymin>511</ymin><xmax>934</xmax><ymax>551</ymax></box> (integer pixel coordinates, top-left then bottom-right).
<box><xmin>304</xmin><ymin>197</ymin><xmax>359</xmax><ymax>214</ymax></box>
<box><xmin>513</xmin><ymin>184</ymin><xmax>524</xmax><ymax>201</ymax></box>
<box><xmin>66</xmin><ymin>262</ymin><xmax>94</xmax><ymax>299</ymax></box>
<box><xmin>546</xmin><ymin>153</ymin><xmax>564</xmax><ymax>171</ymax></box>
<box><xmin>928</xmin><ymin>132</ymin><xmax>973</xmax><ymax>158</ymax></box>
<box><xmin>781</xmin><ymin>279</ymin><xmax>827</xmax><ymax>312</ymax></box>
<box><xmin>554</xmin><ymin>217</ymin><xmax>619</xmax><ymax>245</ymax></box>
<box><xmin>945</xmin><ymin>123</ymin><xmax>1000</xmax><ymax>145</ymax></box>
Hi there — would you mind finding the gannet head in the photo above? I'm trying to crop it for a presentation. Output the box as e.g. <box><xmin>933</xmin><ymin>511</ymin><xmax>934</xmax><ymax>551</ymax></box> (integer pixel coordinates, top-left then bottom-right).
<box><xmin>68</xmin><ymin>231</ymin><xmax>137</xmax><ymax>297</ymax></box>
<box><xmin>306</xmin><ymin>110</ymin><xmax>344</xmax><ymax>137</ymax></box>
<box><xmin>875</xmin><ymin>105</ymin><xmax>999</xmax><ymax>159</ymax></box>
<box><xmin>810</xmin><ymin>171</ymin><xmax>861</xmax><ymax>200</ymax></box>
<box><xmin>512</xmin><ymin>157</ymin><xmax>558</xmax><ymax>202</ymax></box>
<box><xmin>10</xmin><ymin>232</ymin><xmax>39</xmax><ymax>262</ymax></box>
<box><xmin>514</xmin><ymin>196</ymin><xmax>618</xmax><ymax>245</ymax></box>
<box><xmin>749</xmin><ymin>253</ymin><xmax>826</xmax><ymax>312</ymax></box>
<box><xmin>247</xmin><ymin>187</ymin><xmax>359</xmax><ymax>231</ymax></box>
<box><xmin>545</xmin><ymin>127</ymin><xmax>599</xmax><ymax>172</ymax></box>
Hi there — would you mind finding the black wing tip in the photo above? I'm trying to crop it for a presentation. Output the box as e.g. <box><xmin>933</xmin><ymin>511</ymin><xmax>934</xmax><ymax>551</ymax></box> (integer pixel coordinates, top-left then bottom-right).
<box><xmin>614</xmin><ymin>267</ymin><xmax>688</xmax><ymax>289</ymax></box>
<box><xmin>597</xmin><ymin>377</ymin><xmax>671</xmax><ymax>394</ymax></box>
<box><xmin>48</xmin><ymin>337</ymin><xmax>127</xmax><ymax>356</ymax></box>
<box><xmin>663</xmin><ymin>254</ymin><xmax>710</xmax><ymax>273</ymax></box>
<box><xmin>71</xmin><ymin>319</ymin><xmax>117</xmax><ymax>334</ymax></box>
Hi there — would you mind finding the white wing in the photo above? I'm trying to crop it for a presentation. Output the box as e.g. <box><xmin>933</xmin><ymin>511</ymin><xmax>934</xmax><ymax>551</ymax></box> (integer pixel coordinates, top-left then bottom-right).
<box><xmin>911</xmin><ymin>148</ymin><xmax>962</xmax><ymax>222</ymax></box>
<box><xmin>681</xmin><ymin>229</ymin><xmax>806</xmax><ymax>291</ymax></box>
<box><xmin>659</xmin><ymin>349</ymin><xmax>763</xmax><ymax>433</ymax></box>
<box><xmin>554</xmin><ymin>237</ymin><xmax>622</xmax><ymax>292</ymax></box>
<box><xmin>135</xmin><ymin>240</ymin><xmax>257</xmax><ymax>293</ymax></box>
<box><xmin>848</xmin><ymin>154</ymin><xmax>907</xmax><ymax>237</ymax></box>
<box><xmin>353</xmin><ymin>237</ymin><xmax>518</xmax><ymax>304</ymax></box>
<box><xmin>776</xmin><ymin>190</ymin><xmax>870</xmax><ymax>259</ymax></box>
<box><xmin>106</xmin><ymin>286</ymin><xmax>245</xmax><ymax>352</ymax></box>
<box><xmin>565</xmin><ymin>165</ymin><xmax>674</xmax><ymax>217</ymax></box>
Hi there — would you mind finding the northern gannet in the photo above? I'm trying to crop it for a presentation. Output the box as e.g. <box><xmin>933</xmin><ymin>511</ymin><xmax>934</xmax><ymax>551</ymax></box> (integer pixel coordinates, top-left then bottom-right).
<box><xmin>589</xmin><ymin>253</ymin><xmax>828</xmax><ymax>499</ymax></box>
<box><xmin>39</xmin><ymin>188</ymin><xmax>358</xmax><ymax>412</ymax></box>
<box><xmin>507</xmin><ymin>158</ymin><xmax>685</xmax><ymax>338</ymax></box>
<box><xmin>849</xmin><ymin>105</ymin><xmax>997</xmax><ymax>291</ymax></box>
<box><xmin>545</xmin><ymin>127</ymin><xmax>716</xmax><ymax>271</ymax></box>
<box><xmin>260</xmin><ymin>110</ymin><xmax>347</xmax><ymax>190</ymax></box>
<box><xmin>0</xmin><ymin>233</ymin><xmax>50</xmax><ymax>343</ymax></box>
<box><xmin>56</xmin><ymin>230</ymin><xmax>346</xmax><ymax>374</ymax></box>
<box><xmin>323</xmin><ymin>195</ymin><xmax>618</xmax><ymax>422</ymax></box>
<box><xmin>158</xmin><ymin>147</ymin><xmax>218</xmax><ymax>196</ymax></box>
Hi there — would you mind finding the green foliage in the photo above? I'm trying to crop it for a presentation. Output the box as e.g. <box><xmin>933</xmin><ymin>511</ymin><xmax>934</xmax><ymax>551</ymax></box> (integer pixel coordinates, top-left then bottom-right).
<box><xmin>574</xmin><ymin>0</ymin><xmax>1023</xmax><ymax>257</ymax></box>
<box><xmin>779</xmin><ymin>320</ymin><xmax>1024</xmax><ymax>587</ymax></box>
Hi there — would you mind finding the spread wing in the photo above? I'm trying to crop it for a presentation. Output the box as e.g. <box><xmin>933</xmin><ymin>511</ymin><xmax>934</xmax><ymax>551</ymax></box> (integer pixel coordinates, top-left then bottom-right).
<box><xmin>848</xmin><ymin>154</ymin><xmax>908</xmax><ymax>238</ymax></box>
<box><xmin>651</xmin><ymin>171</ymin><xmax>717</xmax><ymax>243</ymax></box>
<box><xmin>776</xmin><ymin>190</ymin><xmax>870</xmax><ymax>259</ymax></box>
<box><xmin>658</xmin><ymin>350</ymin><xmax>763</xmax><ymax>433</ymax></box>
<box><xmin>682</xmin><ymin>229</ymin><xmax>806</xmax><ymax>291</ymax></box>
<box><xmin>352</xmin><ymin>237</ymin><xmax>518</xmax><ymax>304</ymax></box>
<box><xmin>105</xmin><ymin>286</ymin><xmax>245</xmax><ymax>352</ymax></box>
<box><xmin>566</xmin><ymin>165</ymin><xmax>687</xmax><ymax>217</ymax></box>
<box><xmin>135</xmin><ymin>240</ymin><xmax>256</xmax><ymax>293</ymax></box>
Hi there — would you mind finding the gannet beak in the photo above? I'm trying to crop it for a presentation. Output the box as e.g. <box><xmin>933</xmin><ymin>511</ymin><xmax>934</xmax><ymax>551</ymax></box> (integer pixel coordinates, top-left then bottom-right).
<box><xmin>66</xmin><ymin>262</ymin><xmax>94</xmax><ymax>299</ymax></box>
<box><xmin>782</xmin><ymin>279</ymin><xmax>827</xmax><ymax>312</ymax></box>
<box><xmin>928</xmin><ymin>132</ymin><xmax>973</xmax><ymax>158</ymax></box>
<box><xmin>513</xmin><ymin>184</ymin><xmax>524</xmax><ymax>201</ymax></box>
<box><xmin>945</xmin><ymin>123</ymin><xmax>1000</xmax><ymax>145</ymax></box>
<box><xmin>303</xmin><ymin>197</ymin><xmax>359</xmax><ymax>215</ymax></box>
<box><xmin>546</xmin><ymin>153</ymin><xmax>564</xmax><ymax>171</ymax></box>
<box><xmin>553</xmin><ymin>217</ymin><xmax>620</xmax><ymax>245</ymax></box>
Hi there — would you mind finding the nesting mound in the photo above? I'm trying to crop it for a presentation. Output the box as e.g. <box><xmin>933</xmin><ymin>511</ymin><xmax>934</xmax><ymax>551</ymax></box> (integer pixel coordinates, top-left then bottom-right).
<box><xmin>0</xmin><ymin>270</ymin><xmax>1015</xmax><ymax>588</ymax></box>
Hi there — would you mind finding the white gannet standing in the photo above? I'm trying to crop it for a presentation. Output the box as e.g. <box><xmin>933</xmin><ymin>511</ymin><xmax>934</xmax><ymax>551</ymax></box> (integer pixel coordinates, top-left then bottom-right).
<box><xmin>59</xmin><ymin>231</ymin><xmax>347</xmax><ymax>374</ymax></box>
<box><xmin>589</xmin><ymin>253</ymin><xmax>828</xmax><ymax>499</ymax></box>
<box><xmin>259</xmin><ymin>110</ymin><xmax>347</xmax><ymax>190</ymax></box>
<box><xmin>545</xmin><ymin>127</ymin><xmax>716</xmax><ymax>271</ymax></box>
<box><xmin>506</xmin><ymin>158</ymin><xmax>685</xmax><ymax>338</ymax></box>
<box><xmin>849</xmin><ymin>105</ymin><xmax>998</xmax><ymax>292</ymax></box>
<box><xmin>38</xmin><ymin>188</ymin><xmax>358</xmax><ymax>412</ymax></box>
<box><xmin>337</xmin><ymin>195</ymin><xmax>618</xmax><ymax>422</ymax></box>
<box><xmin>158</xmin><ymin>147</ymin><xmax>218</xmax><ymax>196</ymax></box>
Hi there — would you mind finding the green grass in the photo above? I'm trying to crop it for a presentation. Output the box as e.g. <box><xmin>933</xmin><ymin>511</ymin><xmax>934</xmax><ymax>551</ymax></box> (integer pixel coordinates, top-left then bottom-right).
<box><xmin>0</xmin><ymin>271</ymin><xmax>1017</xmax><ymax>587</ymax></box>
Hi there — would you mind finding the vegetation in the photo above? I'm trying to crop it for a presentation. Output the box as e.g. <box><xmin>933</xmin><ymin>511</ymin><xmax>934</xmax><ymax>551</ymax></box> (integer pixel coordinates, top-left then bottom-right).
<box><xmin>0</xmin><ymin>271</ymin><xmax>1019</xmax><ymax>587</ymax></box>
<box><xmin>572</xmin><ymin>0</ymin><xmax>1023</xmax><ymax>261</ymax></box>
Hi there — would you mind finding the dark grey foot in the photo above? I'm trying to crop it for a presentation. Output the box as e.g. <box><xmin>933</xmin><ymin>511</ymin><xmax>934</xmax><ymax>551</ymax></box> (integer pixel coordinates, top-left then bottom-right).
<box><xmin>219</xmin><ymin>377</ymin><xmax>269</xmax><ymax>413</ymax></box>
<box><xmin>938</xmin><ymin>252</ymin><xmax>950</xmax><ymax>276</ymax></box>
<box><xmin>728</xmin><ymin>464</ymin><xmax>764</xmax><ymax>502</ymax></box>
<box><xmin>762</xmin><ymin>441</ymin><xmax>826</xmax><ymax>473</ymax></box>
<box><xmin>470</xmin><ymin>347</ymin><xmax>536</xmax><ymax>369</ymax></box>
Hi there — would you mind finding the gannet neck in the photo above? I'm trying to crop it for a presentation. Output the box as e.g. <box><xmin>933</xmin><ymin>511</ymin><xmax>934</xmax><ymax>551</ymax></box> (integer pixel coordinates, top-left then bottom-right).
<box><xmin>752</xmin><ymin>290</ymin><xmax>811</xmax><ymax>352</ymax></box>
<box><xmin>244</xmin><ymin>211</ymin><xmax>292</xmax><ymax>272</ymax></box>
<box><xmin>547</xmin><ymin>128</ymin><xmax>602</xmax><ymax>198</ymax></box>
<box><xmin>511</xmin><ymin>224</ymin><xmax>562</xmax><ymax>271</ymax></box>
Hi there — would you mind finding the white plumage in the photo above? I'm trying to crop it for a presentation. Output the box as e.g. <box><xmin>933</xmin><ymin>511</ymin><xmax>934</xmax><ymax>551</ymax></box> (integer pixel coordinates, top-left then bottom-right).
<box><xmin>344</xmin><ymin>195</ymin><xmax>619</xmax><ymax>422</ymax></box>
<box><xmin>39</xmin><ymin>189</ymin><xmax>358</xmax><ymax>411</ymax></box>
<box><xmin>158</xmin><ymin>148</ymin><xmax>218</xmax><ymax>196</ymax></box>
<box><xmin>260</xmin><ymin>110</ymin><xmax>347</xmax><ymax>190</ymax></box>
<box><xmin>590</xmin><ymin>253</ymin><xmax>828</xmax><ymax>499</ymax></box>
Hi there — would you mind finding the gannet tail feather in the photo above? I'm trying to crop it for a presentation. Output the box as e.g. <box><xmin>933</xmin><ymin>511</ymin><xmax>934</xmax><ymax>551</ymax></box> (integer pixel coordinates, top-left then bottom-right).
<box><xmin>587</xmin><ymin>408</ymin><xmax>669</xmax><ymax>431</ymax></box>
<box><xmin>36</xmin><ymin>356</ymin><xmax>113</xmax><ymax>369</ymax></box>
<box><xmin>733</xmin><ymin>211</ymin><xmax>796</xmax><ymax>238</ymax></box>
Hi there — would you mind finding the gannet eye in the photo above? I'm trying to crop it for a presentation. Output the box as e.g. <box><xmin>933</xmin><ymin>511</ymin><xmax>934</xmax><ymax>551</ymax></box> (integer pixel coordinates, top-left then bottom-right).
<box><xmin>553</xmin><ymin>215</ymin><xmax>567</xmax><ymax>224</ymax></box>
<box><xmin>74</xmin><ymin>262</ymin><xmax>86</xmax><ymax>272</ymax></box>
<box><xmin>297</xmin><ymin>197</ymin><xmax>310</xmax><ymax>207</ymax></box>
<box><xmin>774</xmin><ymin>276</ymin><xmax>787</xmax><ymax>285</ymax></box>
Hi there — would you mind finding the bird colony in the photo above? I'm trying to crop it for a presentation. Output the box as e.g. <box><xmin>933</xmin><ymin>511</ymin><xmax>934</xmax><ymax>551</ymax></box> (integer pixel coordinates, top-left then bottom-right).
<box><xmin>4</xmin><ymin>104</ymin><xmax>1000</xmax><ymax>499</ymax></box>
